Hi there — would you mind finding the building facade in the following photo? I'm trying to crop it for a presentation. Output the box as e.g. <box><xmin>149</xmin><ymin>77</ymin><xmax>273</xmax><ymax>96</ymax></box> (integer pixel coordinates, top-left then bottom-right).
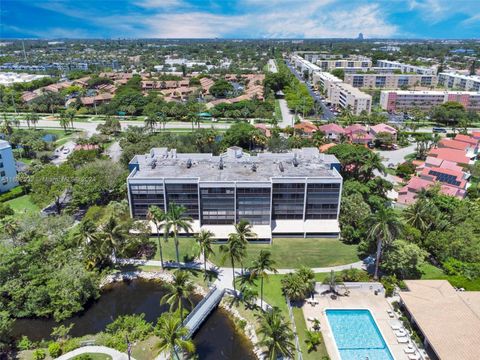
<box><xmin>316</xmin><ymin>58</ymin><xmax>372</xmax><ymax>71</ymax></box>
<box><xmin>380</xmin><ymin>90</ymin><xmax>480</xmax><ymax>112</ymax></box>
<box><xmin>438</xmin><ymin>73</ymin><xmax>480</xmax><ymax>91</ymax></box>
<box><xmin>127</xmin><ymin>147</ymin><xmax>343</xmax><ymax>240</ymax></box>
<box><xmin>344</xmin><ymin>73</ymin><xmax>438</xmax><ymax>89</ymax></box>
<box><xmin>377</xmin><ymin>60</ymin><xmax>435</xmax><ymax>75</ymax></box>
<box><xmin>0</xmin><ymin>140</ymin><xmax>18</xmax><ymax>193</ymax></box>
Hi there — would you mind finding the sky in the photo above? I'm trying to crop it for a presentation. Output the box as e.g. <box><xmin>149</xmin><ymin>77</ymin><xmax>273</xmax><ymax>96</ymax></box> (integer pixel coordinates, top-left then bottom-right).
<box><xmin>1</xmin><ymin>0</ymin><xmax>479</xmax><ymax>39</ymax></box>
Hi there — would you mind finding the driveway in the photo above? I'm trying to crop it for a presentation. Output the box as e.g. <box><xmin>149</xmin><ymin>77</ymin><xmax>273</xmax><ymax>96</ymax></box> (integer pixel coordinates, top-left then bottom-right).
<box><xmin>278</xmin><ymin>99</ymin><xmax>297</xmax><ymax>128</ymax></box>
<box><xmin>52</xmin><ymin>140</ymin><xmax>76</xmax><ymax>165</ymax></box>
<box><xmin>376</xmin><ymin>143</ymin><xmax>417</xmax><ymax>167</ymax></box>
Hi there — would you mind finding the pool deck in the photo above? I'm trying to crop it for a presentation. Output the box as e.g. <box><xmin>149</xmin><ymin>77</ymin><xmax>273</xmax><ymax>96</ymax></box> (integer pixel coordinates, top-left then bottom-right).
<box><xmin>302</xmin><ymin>282</ymin><xmax>412</xmax><ymax>360</ymax></box>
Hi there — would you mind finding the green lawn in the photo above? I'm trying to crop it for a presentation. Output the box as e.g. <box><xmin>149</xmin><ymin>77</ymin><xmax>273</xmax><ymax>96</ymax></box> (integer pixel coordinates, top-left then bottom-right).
<box><xmin>150</xmin><ymin>236</ymin><xmax>199</xmax><ymax>263</ymax></box>
<box><xmin>72</xmin><ymin>354</ymin><xmax>112</xmax><ymax>360</ymax></box>
<box><xmin>292</xmin><ymin>306</ymin><xmax>329</xmax><ymax>360</ymax></box>
<box><xmin>420</xmin><ymin>263</ymin><xmax>480</xmax><ymax>291</ymax></box>
<box><xmin>274</xmin><ymin>99</ymin><xmax>282</xmax><ymax>122</ymax></box>
<box><xmin>5</xmin><ymin>195</ymin><xmax>40</xmax><ymax>214</ymax></box>
<box><xmin>210</xmin><ymin>238</ymin><xmax>359</xmax><ymax>269</ymax></box>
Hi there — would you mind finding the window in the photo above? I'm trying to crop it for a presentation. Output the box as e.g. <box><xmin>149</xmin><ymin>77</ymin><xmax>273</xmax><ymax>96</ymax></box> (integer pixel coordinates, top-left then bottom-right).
<box><xmin>236</xmin><ymin>187</ymin><xmax>271</xmax><ymax>225</ymax></box>
<box><xmin>305</xmin><ymin>183</ymin><xmax>340</xmax><ymax>219</ymax></box>
<box><xmin>166</xmin><ymin>183</ymin><xmax>199</xmax><ymax>219</ymax></box>
<box><xmin>130</xmin><ymin>183</ymin><xmax>165</xmax><ymax>218</ymax></box>
<box><xmin>201</xmin><ymin>187</ymin><xmax>235</xmax><ymax>224</ymax></box>
<box><xmin>272</xmin><ymin>183</ymin><xmax>305</xmax><ymax>220</ymax></box>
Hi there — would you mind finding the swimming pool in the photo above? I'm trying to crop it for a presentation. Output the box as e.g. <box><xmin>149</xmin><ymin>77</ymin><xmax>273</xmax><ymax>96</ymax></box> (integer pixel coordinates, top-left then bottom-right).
<box><xmin>326</xmin><ymin>309</ymin><xmax>394</xmax><ymax>360</ymax></box>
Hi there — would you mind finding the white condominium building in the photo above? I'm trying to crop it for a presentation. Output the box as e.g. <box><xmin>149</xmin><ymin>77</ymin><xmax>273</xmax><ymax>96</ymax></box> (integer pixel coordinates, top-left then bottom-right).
<box><xmin>438</xmin><ymin>73</ymin><xmax>480</xmax><ymax>91</ymax></box>
<box><xmin>344</xmin><ymin>73</ymin><xmax>438</xmax><ymax>89</ymax></box>
<box><xmin>380</xmin><ymin>90</ymin><xmax>480</xmax><ymax>112</ymax></box>
<box><xmin>377</xmin><ymin>60</ymin><xmax>435</xmax><ymax>75</ymax></box>
<box><xmin>317</xmin><ymin>58</ymin><xmax>372</xmax><ymax>71</ymax></box>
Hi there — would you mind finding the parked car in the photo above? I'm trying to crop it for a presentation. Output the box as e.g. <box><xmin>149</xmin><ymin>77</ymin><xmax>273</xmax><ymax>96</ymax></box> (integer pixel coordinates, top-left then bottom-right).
<box><xmin>433</xmin><ymin>127</ymin><xmax>447</xmax><ymax>133</ymax></box>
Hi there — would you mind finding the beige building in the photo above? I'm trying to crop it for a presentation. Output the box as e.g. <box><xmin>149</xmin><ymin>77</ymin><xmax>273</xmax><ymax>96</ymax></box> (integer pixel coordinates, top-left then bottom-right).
<box><xmin>380</xmin><ymin>90</ymin><xmax>480</xmax><ymax>112</ymax></box>
<box><xmin>317</xmin><ymin>58</ymin><xmax>372</xmax><ymax>71</ymax></box>
<box><xmin>377</xmin><ymin>60</ymin><xmax>435</xmax><ymax>75</ymax></box>
<box><xmin>400</xmin><ymin>280</ymin><xmax>480</xmax><ymax>360</ymax></box>
<box><xmin>344</xmin><ymin>73</ymin><xmax>438</xmax><ymax>89</ymax></box>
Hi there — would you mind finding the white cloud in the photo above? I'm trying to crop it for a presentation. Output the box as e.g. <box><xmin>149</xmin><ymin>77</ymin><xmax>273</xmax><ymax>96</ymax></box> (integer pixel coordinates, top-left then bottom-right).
<box><xmin>134</xmin><ymin>0</ymin><xmax>186</xmax><ymax>9</ymax></box>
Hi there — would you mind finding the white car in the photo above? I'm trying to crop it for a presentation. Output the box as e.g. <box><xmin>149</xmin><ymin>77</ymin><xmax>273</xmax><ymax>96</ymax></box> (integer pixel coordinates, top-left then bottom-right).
<box><xmin>62</xmin><ymin>148</ymin><xmax>70</xmax><ymax>155</ymax></box>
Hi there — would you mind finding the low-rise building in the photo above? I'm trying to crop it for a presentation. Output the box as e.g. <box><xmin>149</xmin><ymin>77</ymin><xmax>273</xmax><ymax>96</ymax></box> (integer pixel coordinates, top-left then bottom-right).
<box><xmin>380</xmin><ymin>90</ymin><xmax>480</xmax><ymax>112</ymax></box>
<box><xmin>127</xmin><ymin>147</ymin><xmax>343</xmax><ymax>240</ymax></box>
<box><xmin>376</xmin><ymin>60</ymin><xmax>435</xmax><ymax>75</ymax></box>
<box><xmin>438</xmin><ymin>72</ymin><xmax>480</xmax><ymax>91</ymax></box>
<box><xmin>318</xmin><ymin>123</ymin><xmax>345</xmax><ymax>141</ymax></box>
<box><xmin>344</xmin><ymin>73</ymin><xmax>437</xmax><ymax>89</ymax></box>
<box><xmin>316</xmin><ymin>58</ymin><xmax>372</xmax><ymax>71</ymax></box>
<box><xmin>369</xmin><ymin>123</ymin><xmax>397</xmax><ymax>141</ymax></box>
<box><xmin>0</xmin><ymin>140</ymin><xmax>18</xmax><ymax>193</ymax></box>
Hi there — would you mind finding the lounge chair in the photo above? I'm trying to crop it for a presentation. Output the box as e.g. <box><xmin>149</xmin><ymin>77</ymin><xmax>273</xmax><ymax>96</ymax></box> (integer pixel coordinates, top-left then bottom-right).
<box><xmin>387</xmin><ymin>309</ymin><xmax>395</xmax><ymax>318</ymax></box>
<box><xmin>390</xmin><ymin>324</ymin><xmax>402</xmax><ymax>330</ymax></box>
<box><xmin>307</xmin><ymin>317</ymin><xmax>314</xmax><ymax>322</ymax></box>
<box><xmin>397</xmin><ymin>336</ymin><xmax>409</xmax><ymax>344</ymax></box>
<box><xmin>408</xmin><ymin>353</ymin><xmax>421</xmax><ymax>360</ymax></box>
<box><xmin>395</xmin><ymin>329</ymin><xmax>408</xmax><ymax>337</ymax></box>
<box><xmin>404</xmin><ymin>347</ymin><xmax>415</xmax><ymax>354</ymax></box>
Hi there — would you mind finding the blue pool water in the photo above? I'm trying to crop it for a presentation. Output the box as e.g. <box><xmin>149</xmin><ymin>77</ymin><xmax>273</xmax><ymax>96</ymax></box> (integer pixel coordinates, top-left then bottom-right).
<box><xmin>326</xmin><ymin>309</ymin><xmax>394</xmax><ymax>360</ymax></box>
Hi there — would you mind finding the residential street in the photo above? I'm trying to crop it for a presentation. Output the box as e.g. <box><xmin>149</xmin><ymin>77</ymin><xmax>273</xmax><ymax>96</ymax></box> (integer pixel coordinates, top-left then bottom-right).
<box><xmin>376</xmin><ymin>143</ymin><xmax>417</xmax><ymax>166</ymax></box>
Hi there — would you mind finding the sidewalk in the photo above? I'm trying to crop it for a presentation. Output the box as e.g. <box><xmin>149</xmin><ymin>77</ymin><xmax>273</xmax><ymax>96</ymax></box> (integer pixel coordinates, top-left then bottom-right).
<box><xmin>56</xmin><ymin>346</ymin><xmax>134</xmax><ymax>360</ymax></box>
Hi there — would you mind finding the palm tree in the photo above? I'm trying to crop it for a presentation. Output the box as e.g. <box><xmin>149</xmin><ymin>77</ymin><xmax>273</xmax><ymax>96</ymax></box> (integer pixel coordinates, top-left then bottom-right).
<box><xmin>220</xmin><ymin>234</ymin><xmax>246</xmax><ymax>293</ymax></box>
<box><xmin>305</xmin><ymin>331</ymin><xmax>322</xmax><ymax>353</ymax></box>
<box><xmin>144</xmin><ymin>115</ymin><xmax>158</xmax><ymax>133</ymax></box>
<box><xmin>256</xmin><ymin>307</ymin><xmax>295</xmax><ymax>360</ymax></box>
<box><xmin>58</xmin><ymin>111</ymin><xmax>70</xmax><ymax>133</ymax></box>
<box><xmin>234</xmin><ymin>219</ymin><xmax>256</xmax><ymax>274</ymax></box>
<box><xmin>155</xmin><ymin>312</ymin><xmax>195</xmax><ymax>360</ymax></box>
<box><xmin>147</xmin><ymin>205</ymin><xmax>167</xmax><ymax>269</ymax></box>
<box><xmin>367</xmin><ymin>207</ymin><xmax>403</xmax><ymax>280</ymax></box>
<box><xmin>249</xmin><ymin>250</ymin><xmax>277</xmax><ymax>309</ymax></box>
<box><xmin>164</xmin><ymin>202</ymin><xmax>193</xmax><ymax>264</ymax></box>
<box><xmin>1</xmin><ymin>114</ymin><xmax>13</xmax><ymax>136</ymax></box>
<box><xmin>98</xmin><ymin>215</ymin><xmax>129</xmax><ymax>260</ymax></box>
<box><xmin>161</xmin><ymin>270</ymin><xmax>195</xmax><ymax>322</ymax></box>
<box><xmin>402</xmin><ymin>199</ymin><xmax>432</xmax><ymax>233</ymax></box>
<box><xmin>194</xmin><ymin>230</ymin><xmax>216</xmax><ymax>277</ymax></box>
<box><xmin>360</xmin><ymin>151</ymin><xmax>385</xmax><ymax>180</ymax></box>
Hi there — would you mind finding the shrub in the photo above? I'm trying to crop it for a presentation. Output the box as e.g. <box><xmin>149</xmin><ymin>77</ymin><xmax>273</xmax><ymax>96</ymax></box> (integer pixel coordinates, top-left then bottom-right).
<box><xmin>0</xmin><ymin>186</ymin><xmax>24</xmax><ymax>202</ymax></box>
<box><xmin>339</xmin><ymin>268</ymin><xmax>370</xmax><ymax>282</ymax></box>
<box><xmin>62</xmin><ymin>338</ymin><xmax>80</xmax><ymax>353</ymax></box>
<box><xmin>32</xmin><ymin>349</ymin><xmax>46</xmax><ymax>360</ymax></box>
<box><xmin>48</xmin><ymin>342</ymin><xmax>62</xmax><ymax>358</ymax></box>
<box><xmin>17</xmin><ymin>336</ymin><xmax>34</xmax><ymax>351</ymax></box>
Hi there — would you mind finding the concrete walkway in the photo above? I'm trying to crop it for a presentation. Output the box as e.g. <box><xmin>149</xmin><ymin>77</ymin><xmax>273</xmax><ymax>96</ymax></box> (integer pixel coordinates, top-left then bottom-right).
<box><xmin>56</xmin><ymin>346</ymin><xmax>135</xmax><ymax>360</ymax></box>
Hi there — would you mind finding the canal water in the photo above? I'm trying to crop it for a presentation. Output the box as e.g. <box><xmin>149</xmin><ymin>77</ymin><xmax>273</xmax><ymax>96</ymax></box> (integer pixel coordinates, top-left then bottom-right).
<box><xmin>12</xmin><ymin>279</ymin><xmax>256</xmax><ymax>360</ymax></box>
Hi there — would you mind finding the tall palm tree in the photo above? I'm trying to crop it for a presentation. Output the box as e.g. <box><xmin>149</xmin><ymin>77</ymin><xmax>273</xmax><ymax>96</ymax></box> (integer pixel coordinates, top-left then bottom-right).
<box><xmin>58</xmin><ymin>111</ymin><xmax>70</xmax><ymax>133</ymax></box>
<box><xmin>194</xmin><ymin>230</ymin><xmax>216</xmax><ymax>277</ymax></box>
<box><xmin>235</xmin><ymin>219</ymin><xmax>256</xmax><ymax>273</ymax></box>
<box><xmin>161</xmin><ymin>270</ymin><xmax>195</xmax><ymax>322</ymax></box>
<box><xmin>147</xmin><ymin>205</ymin><xmax>167</xmax><ymax>269</ymax></box>
<box><xmin>256</xmin><ymin>307</ymin><xmax>295</xmax><ymax>360</ymax></box>
<box><xmin>367</xmin><ymin>207</ymin><xmax>403</xmax><ymax>280</ymax></box>
<box><xmin>360</xmin><ymin>151</ymin><xmax>385</xmax><ymax>180</ymax></box>
<box><xmin>220</xmin><ymin>234</ymin><xmax>246</xmax><ymax>293</ymax></box>
<box><xmin>155</xmin><ymin>312</ymin><xmax>195</xmax><ymax>360</ymax></box>
<box><xmin>249</xmin><ymin>250</ymin><xmax>277</xmax><ymax>309</ymax></box>
<box><xmin>144</xmin><ymin>115</ymin><xmax>158</xmax><ymax>133</ymax></box>
<box><xmin>1</xmin><ymin>114</ymin><xmax>13</xmax><ymax>136</ymax></box>
<box><xmin>164</xmin><ymin>202</ymin><xmax>193</xmax><ymax>264</ymax></box>
<box><xmin>402</xmin><ymin>199</ymin><xmax>432</xmax><ymax>234</ymax></box>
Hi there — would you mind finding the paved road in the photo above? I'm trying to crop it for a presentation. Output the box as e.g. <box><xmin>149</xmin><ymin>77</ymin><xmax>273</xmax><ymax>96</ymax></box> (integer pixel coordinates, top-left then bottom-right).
<box><xmin>268</xmin><ymin>59</ymin><xmax>278</xmax><ymax>73</ymax></box>
<box><xmin>376</xmin><ymin>144</ymin><xmax>417</xmax><ymax>167</ymax></box>
<box><xmin>56</xmin><ymin>346</ymin><xmax>134</xmax><ymax>360</ymax></box>
<box><xmin>52</xmin><ymin>140</ymin><xmax>76</xmax><ymax>165</ymax></box>
<box><xmin>106</xmin><ymin>141</ymin><xmax>122</xmax><ymax>162</ymax></box>
<box><xmin>278</xmin><ymin>99</ymin><xmax>297</xmax><ymax>128</ymax></box>
<box><xmin>284</xmin><ymin>60</ymin><xmax>336</xmax><ymax>121</ymax></box>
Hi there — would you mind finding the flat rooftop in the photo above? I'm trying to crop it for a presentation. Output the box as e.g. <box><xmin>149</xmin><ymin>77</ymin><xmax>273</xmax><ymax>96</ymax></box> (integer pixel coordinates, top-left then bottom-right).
<box><xmin>129</xmin><ymin>147</ymin><xmax>341</xmax><ymax>182</ymax></box>
<box><xmin>400</xmin><ymin>280</ymin><xmax>480</xmax><ymax>360</ymax></box>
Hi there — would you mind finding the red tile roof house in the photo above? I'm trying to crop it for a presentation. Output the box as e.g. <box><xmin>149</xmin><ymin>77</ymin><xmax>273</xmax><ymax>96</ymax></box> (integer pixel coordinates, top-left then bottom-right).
<box><xmin>397</xmin><ymin>177</ymin><xmax>466</xmax><ymax>206</ymax></box>
<box><xmin>454</xmin><ymin>134</ymin><xmax>479</xmax><ymax>147</ymax></box>
<box><xmin>344</xmin><ymin>124</ymin><xmax>373</xmax><ymax>144</ymax></box>
<box><xmin>472</xmin><ymin>132</ymin><xmax>480</xmax><ymax>140</ymax></box>
<box><xmin>294</xmin><ymin>121</ymin><xmax>318</xmax><ymax>137</ymax></box>
<box><xmin>438</xmin><ymin>138</ymin><xmax>478</xmax><ymax>158</ymax></box>
<box><xmin>319</xmin><ymin>123</ymin><xmax>345</xmax><ymax>141</ymax></box>
<box><xmin>419</xmin><ymin>166</ymin><xmax>468</xmax><ymax>190</ymax></box>
<box><xmin>254</xmin><ymin>124</ymin><xmax>271</xmax><ymax>137</ymax></box>
<box><xmin>428</xmin><ymin>147</ymin><xmax>473</xmax><ymax>167</ymax></box>
<box><xmin>424</xmin><ymin>156</ymin><xmax>464</xmax><ymax>173</ymax></box>
<box><xmin>369</xmin><ymin>123</ymin><xmax>398</xmax><ymax>141</ymax></box>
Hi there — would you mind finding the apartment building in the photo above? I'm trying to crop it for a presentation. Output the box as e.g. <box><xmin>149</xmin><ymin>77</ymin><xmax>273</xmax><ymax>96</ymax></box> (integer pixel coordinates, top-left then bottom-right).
<box><xmin>344</xmin><ymin>73</ymin><xmax>438</xmax><ymax>89</ymax></box>
<box><xmin>312</xmin><ymin>71</ymin><xmax>371</xmax><ymax>115</ymax></box>
<box><xmin>380</xmin><ymin>90</ymin><xmax>480</xmax><ymax>112</ymax></box>
<box><xmin>0</xmin><ymin>140</ymin><xmax>18</xmax><ymax>193</ymax></box>
<box><xmin>438</xmin><ymin>73</ymin><xmax>480</xmax><ymax>91</ymax></box>
<box><xmin>127</xmin><ymin>147</ymin><xmax>343</xmax><ymax>240</ymax></box>
<box><xmin>377</xmin><ymin>60</ymin><xmax>435</xmax><ymax>75</ymax></box>
<box><xmin>341</xmin><ymin>67</ymin><xmax>399</xmax><ymax>74</ymax></box>
<box><xmin>316</xmin><ymin>58</ymin><xmax>372</xmax><ymax>71</ymax></box>
<box><xmin>291</xmin><ymin>54</ymin><xmax>321</xmax><ymax>78</ymax></box>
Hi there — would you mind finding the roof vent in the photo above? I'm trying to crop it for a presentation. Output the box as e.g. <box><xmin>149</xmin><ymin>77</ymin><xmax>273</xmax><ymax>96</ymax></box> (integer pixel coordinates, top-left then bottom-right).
<box><xmin>251</xmin><ymin>163</ymin><xmax>257</xmax><ymax>172</ymax></box>
<box><xmin>278</xmin><ymin>162</ymin><xmax>284</xmax><ymax>172</ymax></box>
<box><xmin>186</xmin><ymin>159</ymin><xmax>192</xmax><ymax>169</ymax></box>
<box><xmin>293</xmin><ymin>155</ymin><xmax>299</xmax><ymax>167</ymax></box>
<box><xmin>219</xmin><ymin>158</ymin><xmax>224</xmax><ymax>170</ymax></box>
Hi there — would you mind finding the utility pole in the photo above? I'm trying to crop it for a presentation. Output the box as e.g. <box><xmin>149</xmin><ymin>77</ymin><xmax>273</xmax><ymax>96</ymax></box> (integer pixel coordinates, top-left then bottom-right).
<box><xmin>22</xmin><ymin>40</ymin><xmax>27</xmax><ymax>62</ymax></box>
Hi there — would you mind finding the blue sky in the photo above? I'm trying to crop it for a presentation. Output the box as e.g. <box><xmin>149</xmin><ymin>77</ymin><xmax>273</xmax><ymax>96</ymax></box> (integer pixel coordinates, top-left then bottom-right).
<box><xmin>1</xmin><ymin>0</ymin><xmax>479</xmax><ymax>39</ymax></box>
